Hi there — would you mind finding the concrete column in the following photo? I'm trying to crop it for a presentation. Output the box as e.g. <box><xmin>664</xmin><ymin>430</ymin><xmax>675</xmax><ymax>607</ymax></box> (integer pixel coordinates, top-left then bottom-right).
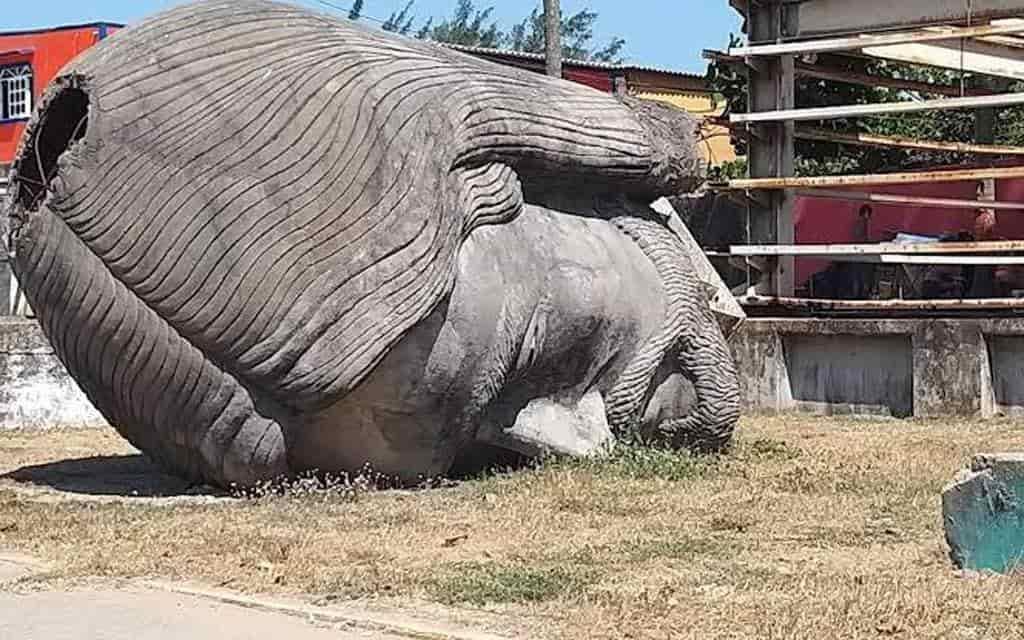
<box><xmin>912</xmin><ymin>320</ymin><xmax>988</xmax><ymax>418</ymax></box>
<box><xmin>746</xmin><ymin>1</ymin><xmax>796</xmax><ymax>296</ymax></box>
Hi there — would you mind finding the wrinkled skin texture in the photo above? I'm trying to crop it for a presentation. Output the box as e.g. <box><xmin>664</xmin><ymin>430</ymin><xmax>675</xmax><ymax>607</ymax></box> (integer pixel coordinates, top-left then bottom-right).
<box><xmin>5</xmin><ymin>0</ymin><xmax>739</xmax><ymax>487</ymax></box>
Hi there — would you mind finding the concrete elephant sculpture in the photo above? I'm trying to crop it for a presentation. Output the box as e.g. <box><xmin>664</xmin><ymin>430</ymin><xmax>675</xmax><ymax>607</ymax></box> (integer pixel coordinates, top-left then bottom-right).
<box><xmin>5</xmin><ymin>0</ymin><xmax>740</xmax><ymax>487</ymax></box>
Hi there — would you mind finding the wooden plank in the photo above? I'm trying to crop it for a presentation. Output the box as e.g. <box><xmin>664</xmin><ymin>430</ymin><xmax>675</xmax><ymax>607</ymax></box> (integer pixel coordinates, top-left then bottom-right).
<box><xmin>730</xmin><ymin>92</ymin><xmax>1024</xmax><ymax>124</ymax></box>
<box><xmin>795</xmin><ymin>126</ymin><xmax>1024</xmax><ymax>156</ymax></box>
<box><xmin>796</xmin><ymin>189</ymin><xmax>1024</xmax><ymax>211</ymax></box>
<box><xmin>730</xmin><ymin>240</ymin><xmax>1024</xmax><ymax>257</ymax></box>
<box><xmin>726</xmin><ymin>165</ymin><xmax>1024</xmax><ymax>190</ymax></box>
<box><xmin>730</xmin><ymin>22</ymin><xmax>1024</xmax><ymax>57</ymax></box>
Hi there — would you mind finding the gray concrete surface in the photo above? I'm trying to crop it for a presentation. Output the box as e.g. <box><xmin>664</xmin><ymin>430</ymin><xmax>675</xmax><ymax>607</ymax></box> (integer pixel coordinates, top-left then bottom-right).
<box><xmin>0</xmin><ymin>553</ymin><xmax>514</xmax><ymax>640</ymax></box>
<box><xmin>731</xmin><ymin>317</ymin><xmax>1024</xmax><ymax>418</ymax></box>
<box><xmin>0</xmin><ymin>588</ymin><xmax>394</xmax><ymax>639</ymax></box>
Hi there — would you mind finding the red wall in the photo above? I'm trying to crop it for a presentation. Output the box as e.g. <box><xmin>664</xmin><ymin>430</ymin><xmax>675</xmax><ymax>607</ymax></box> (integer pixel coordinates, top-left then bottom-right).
<box><xmin>794</xmin><ymin>178</ymin><xmax>1024</xmax><ymax>286</ymax></box>
<box><xmin>0</xmin><ymin>25</ymin><xmax>117</xmax><ymax>164</ymax></box>
<box><xmin>564</xmin><ymin>67</ymin><xmax>614</xmax><ymax>93</ymax></box>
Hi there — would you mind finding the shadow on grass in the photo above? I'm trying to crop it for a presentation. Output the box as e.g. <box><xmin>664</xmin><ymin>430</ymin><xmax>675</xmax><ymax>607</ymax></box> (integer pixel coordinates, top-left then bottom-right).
<box><xmin>2</xmin><ymin>455</ymin><xmax>201</xmax><ymax>497</ymax></box>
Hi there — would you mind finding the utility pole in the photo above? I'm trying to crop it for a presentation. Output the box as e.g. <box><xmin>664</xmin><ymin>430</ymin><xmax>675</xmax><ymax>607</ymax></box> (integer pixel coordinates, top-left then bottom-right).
<box><xmin>543</xmin><ymin>0</ymin><xmax>562</xmax><ymax>78</ymax></box>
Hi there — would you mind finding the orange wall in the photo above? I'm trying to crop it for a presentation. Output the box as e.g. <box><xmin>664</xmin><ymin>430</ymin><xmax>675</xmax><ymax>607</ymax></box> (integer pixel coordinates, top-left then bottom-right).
<box><xmin>0</xmin><ymin>25</ymin><xmax>115</xmax><ymax>164</ymax></box>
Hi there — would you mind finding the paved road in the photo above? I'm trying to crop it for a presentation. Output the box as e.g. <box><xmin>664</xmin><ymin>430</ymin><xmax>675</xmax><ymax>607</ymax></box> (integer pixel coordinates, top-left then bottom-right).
<box><xmin>0</xmin><ymin>587</ymin><xmax>398</xmax><ymax>640</ymax></box>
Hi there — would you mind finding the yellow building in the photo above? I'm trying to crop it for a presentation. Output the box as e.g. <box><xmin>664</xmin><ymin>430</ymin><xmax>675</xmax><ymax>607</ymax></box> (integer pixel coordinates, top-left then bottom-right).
<box><xmin>625</xmin><ymin>68</ymin><xmax>737</xmax><ymax>168</ymax></box>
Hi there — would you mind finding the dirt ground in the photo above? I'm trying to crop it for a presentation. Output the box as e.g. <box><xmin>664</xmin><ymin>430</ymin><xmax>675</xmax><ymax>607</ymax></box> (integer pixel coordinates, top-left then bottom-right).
<box><xmin>2</xmin><ymin>416</ymin><xmax>1024</xmax><ymax>639</ymax></box>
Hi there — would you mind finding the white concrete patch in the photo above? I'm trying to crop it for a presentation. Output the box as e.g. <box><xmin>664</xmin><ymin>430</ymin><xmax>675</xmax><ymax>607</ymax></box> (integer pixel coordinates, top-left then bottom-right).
<box><xmin>0</xmin><ymin>322</ymin><xmax>106</xmax><ymax>430</ymax></box>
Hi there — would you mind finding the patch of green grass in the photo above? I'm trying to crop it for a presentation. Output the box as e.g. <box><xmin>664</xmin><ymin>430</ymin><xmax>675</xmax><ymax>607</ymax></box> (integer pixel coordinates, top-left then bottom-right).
<box><xmin>428</xmin><ymin>562</ymin><xmax>595</xmax><ymax>605</ymax></box>
<box><xmin>550</xmin><ymin>444</ymin><xmax>716</xmax><ymax>482</ymax></box>
<box><xmin>737</xmin><ymin>437</ymin><xmax>802</xmax><ymax>462</ymax></box>
<box><xmin>617</xmin><ymin>537</ymin><xmax>721</xmax><ymax>562</ymax></box>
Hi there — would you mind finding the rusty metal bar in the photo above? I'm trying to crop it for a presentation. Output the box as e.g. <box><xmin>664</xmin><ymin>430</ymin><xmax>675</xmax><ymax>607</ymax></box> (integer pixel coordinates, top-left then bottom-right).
<box><xmin>727</xmin><ymin>165</ymin><xmax>1024</xmax><ymax>190</ymax></box>
<box><xmin>797</xmin><ymin>189</ymin><xmax>1024</xmax><ymax>211</ymax></box>
<box><xmin>731</xmin><ymin>240</ymin><xmax>1024</xmax><ymax>256</ymax></box>
<box><xmin>794</xmin><ymin>62</ymin><xmax>986</xmax><ymax>97</ymax></box>
<box><xmin>796</xmin><ymin>126</ymin><xmax>1024</xmax><ymax>155</ymax></box>
<box><xmin>739</xmin><ymin>295</ymin><xmax>1024</xmax><ymax>311</ymax></box>
<box><xmin>704</xmin><ymin>49</ymin><xmax>987</xmax><ymax>96</ymax></box>
<box><xmin>731</xmin><ymin>92</ymin><xmax>1024</xmax><ymax>124</ymax></box>
<box><xmin>830</xmin><ymin>254</ymin><xmax>1024</xmax><ymax>265</ymax></box>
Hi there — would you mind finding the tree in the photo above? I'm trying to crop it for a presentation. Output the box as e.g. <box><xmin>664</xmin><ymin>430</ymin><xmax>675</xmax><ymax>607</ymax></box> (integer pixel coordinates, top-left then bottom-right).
<box><xmin>411</xmin><ymin>0</ymin><xmax>503</xmax><ymax>48</ymax></box>
<box><xmin>381</xmin><ymin>1</ymin><xmax>416</xmax><ymax>35</ymax></box>
<box><xmin>507</xmin><ymin>6</ymin><xmax>625</xmax><ymax>62</ymax></box>
<box><xmin>347</xmin><ymin>0</ymin><xmax>364</xmax><ymax>21</ymax></box>
<box><xmin>360</xmin><ymin>0</ymin><xmax>625</xmax><ymax>63</ymax></box>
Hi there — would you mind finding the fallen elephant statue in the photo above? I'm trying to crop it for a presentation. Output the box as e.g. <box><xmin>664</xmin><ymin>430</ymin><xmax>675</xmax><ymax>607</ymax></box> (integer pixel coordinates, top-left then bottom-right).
<box><xmin>4</xmin><ymin>0</ymin><xmax>740</xmax><ymax>488</ymax></box>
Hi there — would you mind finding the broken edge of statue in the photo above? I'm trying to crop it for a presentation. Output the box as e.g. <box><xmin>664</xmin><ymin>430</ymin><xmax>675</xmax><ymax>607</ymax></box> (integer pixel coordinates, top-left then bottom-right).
<box><xmin>3</xmin><ymin>0</ymin><xmax>742</xmax><ymax>488</ymax></box>
<box><xmin>943</xmin><ymin>454</ymin><xmax>1024</xmax><ymax>573</ymax></box>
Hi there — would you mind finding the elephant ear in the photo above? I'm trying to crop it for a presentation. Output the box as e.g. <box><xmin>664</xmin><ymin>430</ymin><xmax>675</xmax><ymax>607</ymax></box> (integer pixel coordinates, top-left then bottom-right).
<box><xmin>8</xmin><ymin>0</ymin><xmax>699</xmax><ymax>415</ymax></box>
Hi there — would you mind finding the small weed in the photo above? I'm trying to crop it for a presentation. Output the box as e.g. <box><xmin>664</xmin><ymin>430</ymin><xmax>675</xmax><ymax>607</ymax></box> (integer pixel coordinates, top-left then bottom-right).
<box><xmin>551</xmin><ymin>444</ymin><xmax>715</xmax><ymax>482</ymax></box>
<box><xmin>429</xmin><ymin>562</ymin><xmax>594</xmax><ymax>605</ymax></box>
<box><xmin>617</xmin><ymin>537</ymin><xmax>720</xmax><ymax>562</ymax></box>
<box><xmin>708</xmin><ymin>513</ymin><xmax>757</xmax><ymax>533</ymax></box>
<box><xmin>739</xmin><ymin>438</ymin><xmax>802</xmax><ymax>462</ymax></box>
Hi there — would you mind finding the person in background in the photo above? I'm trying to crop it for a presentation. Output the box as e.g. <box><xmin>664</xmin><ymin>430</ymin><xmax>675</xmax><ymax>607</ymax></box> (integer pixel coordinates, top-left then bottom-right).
<box><xmin>848</xmin><ymin>205</ymin><xmax>875</xmax><ymax>299</ymax></box>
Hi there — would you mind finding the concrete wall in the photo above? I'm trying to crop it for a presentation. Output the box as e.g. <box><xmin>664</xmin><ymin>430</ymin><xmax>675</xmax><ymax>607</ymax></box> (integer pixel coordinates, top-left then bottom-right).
<box><xmin>733</xmin><ymin>318</ymin><xmax>1024</xmax><ymax>419</ymax></box>
<box><xmin>1</xmin><ymin>313</ymin><xmax>1023</xmax><ymax>428</ymax></box>
<box><xmin>0</xmin><ymin>319</ymin><xmax>105</xmax><ymax>429</ymax></box>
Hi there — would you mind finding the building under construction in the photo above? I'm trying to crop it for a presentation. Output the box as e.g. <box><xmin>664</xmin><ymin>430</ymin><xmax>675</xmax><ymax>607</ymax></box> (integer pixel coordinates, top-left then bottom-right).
<box><xmin>711</xmin><ymin>0</ymin><xmax>1024</xmax><ymax>419</ymax></box>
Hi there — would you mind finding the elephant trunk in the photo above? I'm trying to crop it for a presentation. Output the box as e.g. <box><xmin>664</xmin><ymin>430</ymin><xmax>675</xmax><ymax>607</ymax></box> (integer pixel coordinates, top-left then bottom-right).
<box><xmin>663</xmin><ymin>304</ymin><xmax>740</xmax><ymax>453</ymax></box>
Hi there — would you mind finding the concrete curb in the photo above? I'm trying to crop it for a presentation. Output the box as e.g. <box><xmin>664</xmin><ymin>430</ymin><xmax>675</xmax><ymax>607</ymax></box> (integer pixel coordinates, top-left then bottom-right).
<box><xmin>145</xmin><ymin>581</ymin><xmax>516</xmax><ymax>640</ymax></box>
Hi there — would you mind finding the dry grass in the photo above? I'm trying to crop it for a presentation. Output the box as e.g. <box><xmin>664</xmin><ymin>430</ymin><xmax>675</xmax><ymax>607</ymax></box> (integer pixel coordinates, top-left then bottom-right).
<box><xmin>2</xmin><ymin>416</ymin><xmax>1024</xmax><ymax>639</ymax></box>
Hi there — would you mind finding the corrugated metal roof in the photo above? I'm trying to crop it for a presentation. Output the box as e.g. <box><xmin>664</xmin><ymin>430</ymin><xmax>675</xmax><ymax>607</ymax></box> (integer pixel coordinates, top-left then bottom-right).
<box><xmin>441</xmin><ymin>43</ymin><xmax>705</xmax><ymax>80</ymax></box>
<box><xmin>0</xmin><ymin>22</ymin><xmax>124</xmax><ymax>38</ymax></box>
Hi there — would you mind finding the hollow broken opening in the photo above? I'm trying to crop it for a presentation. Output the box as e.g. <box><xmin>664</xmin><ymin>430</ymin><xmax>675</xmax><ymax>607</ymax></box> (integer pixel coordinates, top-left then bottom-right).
<box><xmin>15</xmin><ymin>86</ymin><xmax>90</xmax><ymax>211</ymax></box>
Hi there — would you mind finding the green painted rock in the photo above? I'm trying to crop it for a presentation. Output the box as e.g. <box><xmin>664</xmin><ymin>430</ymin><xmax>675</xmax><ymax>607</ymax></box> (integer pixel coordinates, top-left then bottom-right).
<box><xmin>943</xmin><ymin>454</ymin><xmax>1024</xmax><ymax>573</ymax></box>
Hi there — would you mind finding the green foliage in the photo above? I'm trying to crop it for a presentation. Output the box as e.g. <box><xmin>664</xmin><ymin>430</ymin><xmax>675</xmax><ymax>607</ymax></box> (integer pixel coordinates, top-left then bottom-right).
<box><xmin>412</xmin><ymin>0</ymin><xmax>503</xmax><ymax>48</ymax></box>
<box><xmin>346</xmin><ymin>0</ymin><xmax>363</xmax><ymax>21</ymax></box>
<box><xmin>364</xmin><ymin>0</ymin><xmax>625</xmax><ymax>62</ymax></box>
<box><xmin>706</xmin><ymin>34</ymin><xmax>1024</xmax><ymax>176</ymax></box>
<box><xmin>506</xmin><ymin>6</ymin><xmax>626</xmax><ymax>62</ymax></box>
<box><xmin>708</xmin><ymin>157</ymin><xmax>747</xmax><ymax>183</ymax></box>
<box><xmin>429</xmin><ymin>562</ymin><xmax>593</xmax><ymax>605</ymax></box>
<box><xmin>550</xmin><ymin>443</ymin><xmax>716</xmax><ymax>482</ymax></box>
<box><xmin>380</xmin><ymin>0</ymin><xmax>415</xmax><ymax>35</ymax></box>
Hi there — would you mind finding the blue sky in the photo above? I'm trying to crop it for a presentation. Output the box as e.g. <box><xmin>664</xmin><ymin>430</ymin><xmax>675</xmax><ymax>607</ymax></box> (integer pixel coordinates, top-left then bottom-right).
<box><xmin>4</xmin><ymin>1</ymin><xmax>742</xmax><ymax>74</ymax></box>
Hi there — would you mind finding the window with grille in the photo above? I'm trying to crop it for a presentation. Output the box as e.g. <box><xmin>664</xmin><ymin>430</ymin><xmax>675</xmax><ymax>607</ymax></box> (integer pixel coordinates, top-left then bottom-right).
<box><xmin>1</xmin><ymin>64</ymin><xmax>33</xmax><ymax>121</ymax></box>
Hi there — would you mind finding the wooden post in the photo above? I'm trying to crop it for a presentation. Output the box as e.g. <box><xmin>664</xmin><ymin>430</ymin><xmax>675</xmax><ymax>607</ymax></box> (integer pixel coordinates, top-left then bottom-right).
<box><xmin>543</xmin><ymin>0</ymin><xmax>562</xmax><ymax>78</ymax></box>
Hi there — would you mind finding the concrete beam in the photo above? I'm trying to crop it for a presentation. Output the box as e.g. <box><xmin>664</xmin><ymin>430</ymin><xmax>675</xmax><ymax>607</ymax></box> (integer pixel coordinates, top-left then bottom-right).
<box><xmin>746</xmin><ymin>0</ymin><xmax>796</xmax><ymax>297</ymax></box>
<box><xmin>793</xmin><ymin>0</ymin><xmax>1024</xmax><ymax>37</ymax></box>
